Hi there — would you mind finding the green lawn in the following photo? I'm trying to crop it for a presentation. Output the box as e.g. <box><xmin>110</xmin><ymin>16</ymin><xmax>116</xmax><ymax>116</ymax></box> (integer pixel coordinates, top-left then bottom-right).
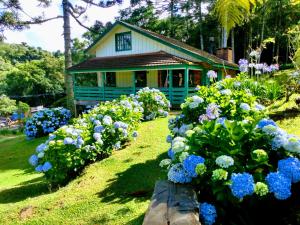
<box><xmin>0</xmin><ymin>117</ymin><xmax>169</xmax><ymax>225</ymax></box>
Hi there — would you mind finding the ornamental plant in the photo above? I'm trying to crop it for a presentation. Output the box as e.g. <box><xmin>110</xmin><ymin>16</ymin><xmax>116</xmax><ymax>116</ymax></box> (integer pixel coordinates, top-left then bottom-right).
<box><xmin>161</xmin><ymin>79</ymin><xmax>300</xmax><ymax>225</ymax></box>
<box><xmin>29</xmin><ymin>96</ymin><xmax>143</xmax><ymax>185</ymax></box>
<box><xmin>135</xmin><ymin>87</ymin><xmax>170</xmax><ymax>120</ymax></box>
<box><xmin>168</xmin><ymin>80</ymin><xmax>266</xmax><ymax>138</ymax></box>
<box><xmin>25</xmin><ymin>107</ymin><xmax>71</xmax><ymax>138</ymax></box>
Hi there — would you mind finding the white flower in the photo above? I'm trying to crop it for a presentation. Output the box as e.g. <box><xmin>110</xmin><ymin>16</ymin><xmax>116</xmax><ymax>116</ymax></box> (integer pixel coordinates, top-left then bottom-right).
<box><xmin>159</xmin><ymin>159</ymin><xmax>172</xmax><ymax>168</ymax></box>
<box><xmin>216</xmin><ymin>155</ymin><xmax>234</xmax><ymax>168</ymax></box>
<box><xmin>179</xmin><ymin>152</ymin><xmax>189</xmax><ymax>162</ymax></box>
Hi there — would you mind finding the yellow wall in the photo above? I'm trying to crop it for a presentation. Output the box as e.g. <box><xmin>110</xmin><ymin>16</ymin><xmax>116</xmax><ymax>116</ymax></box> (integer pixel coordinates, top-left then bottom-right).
<box><xmin>116</xmin><ymin>70</ymin><xmax>158</xmax><ymax>87</ymax></box>
<box><xmin>116</xmin><ymin>71</ymin><xmax>132</xmax><ymax>87</ymax></box>
<box><xmin>147</xmin><ymin>70</ymin><xmax>158</xmax><ymax>87</ymax></box>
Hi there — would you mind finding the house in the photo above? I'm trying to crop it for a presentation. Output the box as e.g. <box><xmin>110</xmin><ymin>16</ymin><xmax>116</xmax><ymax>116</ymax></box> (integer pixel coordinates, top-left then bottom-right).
<box><xmin>68</xmin><ymin>21</ymin><xmax>238</xmax><ymax>107</ymax></box>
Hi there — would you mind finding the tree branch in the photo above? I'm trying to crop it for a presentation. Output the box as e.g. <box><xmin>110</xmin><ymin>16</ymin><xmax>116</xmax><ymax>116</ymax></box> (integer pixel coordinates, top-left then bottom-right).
<box><xmin>68</xmin><ymin>10</ymin><xmax>96</xmax><ymax>33</ymax></box>
<box><xmin>18</xmin><ymin>15</ymin><xmax>63</xmax><ymax>25</ymax></box>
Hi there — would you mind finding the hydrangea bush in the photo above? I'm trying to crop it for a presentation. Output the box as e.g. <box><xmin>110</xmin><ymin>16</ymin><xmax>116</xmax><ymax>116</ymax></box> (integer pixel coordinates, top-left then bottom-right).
<box><xmin>29</xmin><ymin>96</ymin><xmax>143</xmax><ymax>185</ymax></box>
<box><xmin>25</xmin><ymin>107</ymin><xmax>71</xmax><ymax>138</ymax></box>
<box><xmin>161</xmin><ymin>78</ymin><xmax>300</xmax><ymax>225</ymax></box>
<box><xmin>135</xmin><ymin>87</ymin><xmax>170</xmax><ymax>120</ymax></box>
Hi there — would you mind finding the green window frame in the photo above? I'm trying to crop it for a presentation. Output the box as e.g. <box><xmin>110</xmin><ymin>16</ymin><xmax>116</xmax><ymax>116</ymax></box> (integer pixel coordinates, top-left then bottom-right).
<box><xmin>115</xmin><ymin>31</ymin><xmax>132</xmax><ymax>51</ymax></box>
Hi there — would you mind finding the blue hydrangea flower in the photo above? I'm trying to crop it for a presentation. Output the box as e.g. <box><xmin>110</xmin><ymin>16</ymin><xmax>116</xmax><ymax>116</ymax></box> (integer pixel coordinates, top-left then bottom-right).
<box><xmin>271</xmin><ymin>135</ymin><xmax>288</xmax><ymax>150</ymax></box>
<box><xmin>183</xmin><ymin>155</ymin><xmax>205</xmax><ymax>177</ymax></box>
<box><xmin>168</xmin><ymin>163</ymin><xmax>192</xmax><ymax>183</ymax></box>
<box><xmin>283</xmin><ymin>137</ymin><xmax>300</xmax><ymax>153</ymax></box>
<box><xmin>278</xmin><ymin>157</ymin><xmax>300</xmax><ymax>183</ymax></box>
<box><xmin>42</xmin><ymin>162</ymin><xmax>52</xmax><ymax>172</ymax></box>
<box><xmin>262</xmin><ymin>125</ymin><xmax>279</xmax><ymax>136</ymax></box>
<box><xmin>29</xmin><ymin>154</ymin><xmax>39</xmax><ymax>166</ymax></box>
<box><xmin>257</xmin><ymin>119</ymin><xmax>277</xmax><ymax>129</ymax></box>
<box><xmin>200</xmin><ymin>202</ymin><xmax>217</xmax><ymax>225</ymax></box>
<box><xmin>168</xmin><ymin>148</ymin><xmax>175</xmax><ymax>160</ymax></box>
<box><xmin>216</xmin><ymin>117</ymin><xmax>226</xmax><ymax>127</ymax></box>
<box><xmin>240</xmin><ymin>103</ymin><xmax>251</xmax><ymax>111</ymax></box>
<box><xmin>36</xmin><ymin>143</ymin><xmax>47</xmax><ymax>153</ymax></box>
<box><xmin>266</xmin><ymin>172</ymin><xmax>291</xmax><ymax>200</ymax></box>
<box><xmin>166</xmin><ymin>135</ymin><xmax>172</xmax><ymax>143</ymax></box>
<box><xmin>206</xmin><ymin>103</ymin><xmax>221</xmax><ymax>120</ymax></box>
<box><xmin>255</xmin><ymin>103</ymin><xmax>265</xmax><ymax>111</ymax></box>
<box><xmin>215</xmin><ymin>155</ymin><xmax>234</xmax><ymax>168</ymax></box>
<box><xmin>230</xmin><ymin>173</ymin><xmax>255</xmax><ymax>199</ymax></box>
<box><xmin>94</xmin><ymin>125</ymin><xmax>105</xmax><ymax>133</ymax></box>
<box><xmin>35</xmin><ymin>165</ymin><xmax>43</xmax><ymax>172</ymax></box>
<box><xmin>64</xmin><ymin>137</ymin><xmax>75</xmax><ymax>145</ymax></box>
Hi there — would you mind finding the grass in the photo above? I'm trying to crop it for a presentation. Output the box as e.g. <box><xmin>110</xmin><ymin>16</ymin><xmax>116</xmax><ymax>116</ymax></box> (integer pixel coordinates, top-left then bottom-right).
<box><xmin>0</xmin><ymin>117</ymin><xmax>170</xmax><ymax>225</ymax></box>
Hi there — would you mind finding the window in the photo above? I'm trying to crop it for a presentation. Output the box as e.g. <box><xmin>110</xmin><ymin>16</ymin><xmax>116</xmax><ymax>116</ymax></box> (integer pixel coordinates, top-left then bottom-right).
<box><xmin>135</xmin><ymin>71</ymin><xmax>147</xmax><ymax>87</ymax></box>
<box><xmin>172</xmin><ymin>70</ymin><xmax>185</xmax><ymax>87</ymax></box>
<box><xmin>158</xmin><ymin>70</ymin><xmax>168</xmax><ymax>87</ymax></box>
<box><xmin>115</xmin><ymin>32</ymin><xmax>132</xmax><ymax>51</ymax></box>
<box><xmin>189</xmin><ymin>70</ymin><xmax>201</xmax><ymax>87</ymax></box>
<box><xmin>105</xmin><ymin>72</ymin><xmax>116</xmax><ymax>87</ymax></box>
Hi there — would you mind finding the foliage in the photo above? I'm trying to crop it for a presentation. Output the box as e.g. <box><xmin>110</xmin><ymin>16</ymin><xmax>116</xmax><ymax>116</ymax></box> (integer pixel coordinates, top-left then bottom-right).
<box><xmin>162</xmin><ymin>79</ymin><xmax>300</xmax><ymax>224</ymax></box>
<box><xmin>0</xmin><ymin>94</ymin><xmax>17</xmax><ymax>117</ymax></box>
<box><xmin>214</xmin><ymin>0</ymin><xmax>257</xmax><ymax>34</ymax></box>
<box><xmin>25</xmin><ymin>107</ymin><xmax>71</xmax><ymax>138</ymax></box>
<box><xmin>135</xmin><ymin>87</ymin><xmax>170</xmax><ymax>120</ymax></box>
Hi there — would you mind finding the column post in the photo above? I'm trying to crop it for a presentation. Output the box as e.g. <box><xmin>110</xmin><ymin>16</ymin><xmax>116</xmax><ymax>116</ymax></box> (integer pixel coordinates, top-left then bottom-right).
<box><xmin>184</xmin><ymin>67</ymin><xmax>189</xmax><ymax>99</ymax></box>
<box><xmin>168</xmin><ymin>70</ymin><xmax>173</xmax><ymax>104</ymax></box>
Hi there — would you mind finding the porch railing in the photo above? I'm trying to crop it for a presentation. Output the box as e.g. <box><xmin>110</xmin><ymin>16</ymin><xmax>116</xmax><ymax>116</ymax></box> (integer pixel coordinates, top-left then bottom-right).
<box><xmin>74</xmin><ymin>86</ymin><xmax>193</xmax><ymax>105</ymax></box>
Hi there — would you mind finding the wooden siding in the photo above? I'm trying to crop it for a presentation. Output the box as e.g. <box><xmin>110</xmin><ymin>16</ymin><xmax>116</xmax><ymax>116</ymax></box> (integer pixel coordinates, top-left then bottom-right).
<box><xmin>94</xmin><ymin>25</ymin><xmax>200</xmax><ymax>63</ymax></box>
<box><xmin>116</xmin><ymin>71</ymin><xmax>132</xmax><ymax>87</ymax></box>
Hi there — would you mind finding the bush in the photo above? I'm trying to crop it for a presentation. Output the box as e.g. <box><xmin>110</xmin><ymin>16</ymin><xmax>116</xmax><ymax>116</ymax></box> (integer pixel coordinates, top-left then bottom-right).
<box><xmin>168</xmin><ymin>80</ymin><xmax>266</xmax><ymax>137</ymax></box>
<box><xmin>135</xmin><ymin>87</ymin><xmax>170</xmax><ymax>120</ymax></box>
<box><xmin>25</xmin><ymin>107</ymin><xmax>71</xmax><ymax>138</ymax></box>
<box><xmin>162</xmin><ymin>80</ymin><xmax>300</xmax><ymax>225</ymax></box>
<box><xmin>28</xmin><ymin>96</ymin><xmax>143</xmax><ymax>185</ymax></box>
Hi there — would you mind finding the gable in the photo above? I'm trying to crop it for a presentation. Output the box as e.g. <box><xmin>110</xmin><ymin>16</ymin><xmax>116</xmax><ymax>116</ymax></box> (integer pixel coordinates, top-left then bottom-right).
<box><xmin>89</xmin><ymin>24</ymin><xmax>202</xmax><ymax>63</ymax></box>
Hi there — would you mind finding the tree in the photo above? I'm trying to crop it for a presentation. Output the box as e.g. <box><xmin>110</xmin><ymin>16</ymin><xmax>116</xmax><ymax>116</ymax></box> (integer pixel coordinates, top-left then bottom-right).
<box><xmin>0</xmin><ymin>94</ymin><xmax>17</xmax><ymax>117</ymax></box>
<box><xmin>214</xmin><ymin>0</ymin><xmax>257</xmax><ymax>47</ymax></box>
<box><xmin>0</xmin><ymin>0</ymin><xmax>123</xmax><ymax>112</ymax></box>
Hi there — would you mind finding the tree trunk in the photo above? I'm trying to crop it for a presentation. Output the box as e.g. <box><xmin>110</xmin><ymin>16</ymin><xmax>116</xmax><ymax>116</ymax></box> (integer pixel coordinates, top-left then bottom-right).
<box><xmin>62</xmin><ymin>0</ymin><xmax>74</xmax><ymax>113</ymax></box>
<box><xmin>231</xmin><ymin>28</ymin><xmax>235</xmax><ymax>62</ymax></box>
<box><xmin>222</xmin><ymin>27</ymin><xmax>227</xmax><ymax>48</ymax></box>
<box><xmin>198</xmin><ymin>0</ymin><xmax>204</xmax><ymax>50</ymax></box>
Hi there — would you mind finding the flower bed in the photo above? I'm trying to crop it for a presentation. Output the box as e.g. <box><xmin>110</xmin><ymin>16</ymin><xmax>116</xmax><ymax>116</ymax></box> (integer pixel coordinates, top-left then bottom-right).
<box><xmin>161</xmin><ymin>78</ymin><xmax>300</xmax><ymax>225</ymax></box>
<box><xmin>28</xmin><ymin>88</ymin><xmax>169</xmax><ymax>185</ymax></box>
<box><xmin>135</xmin><ymin>87</ymin><xmax>170</xmax><ymax>120</ymax></box>
<box><xmin>25</xmin><ymin>107</ymin><xmax>71</xmax><ymax>138</ymax></box>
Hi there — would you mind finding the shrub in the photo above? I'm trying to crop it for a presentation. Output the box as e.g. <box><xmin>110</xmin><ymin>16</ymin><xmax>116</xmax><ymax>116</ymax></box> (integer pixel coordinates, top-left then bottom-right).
<box><xmin>28</xmin><ymin>96</ymin><xmax>143</xmax><ymax>185</ymax></box>
<box><xmin>0</xmin><ymin>94</ymin><xmax>17</xmax><ymax>117</ymax></box>
<box><xmin>25</xmin><ymin>107</ymin><xmax>71</xmax><ymax>138</ymax></box>
<box><xmin>135</xmin><ymin>87</ymin><xmax>170</xmax><ymax>120</ymax></box>
<box><xmin>162</xmin><ymin>80</ymin><xmax>300</xmax><ymax>224</ymax></box>
<box><xmin>168</xmin><ymin>80</ymin><xmax>266</xmax><ymax>137</ymax></box>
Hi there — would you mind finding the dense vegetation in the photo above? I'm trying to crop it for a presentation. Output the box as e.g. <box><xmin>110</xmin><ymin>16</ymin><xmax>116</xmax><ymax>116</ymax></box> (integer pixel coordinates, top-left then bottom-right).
<box><xmin>0</xmin><ymin>42</ymin><xmax>65</xmax><ymax>106</ymax></box>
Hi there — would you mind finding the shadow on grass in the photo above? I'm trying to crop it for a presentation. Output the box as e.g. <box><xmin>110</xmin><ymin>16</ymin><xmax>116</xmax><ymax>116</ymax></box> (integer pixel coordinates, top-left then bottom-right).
<box><xmin>0</xmin><ymin>176</ymin><xmax>49</xmax><ymax>204</ymax></box>
<box><xmin>97</xmin><ymin>152</ymin><xmax>167</xmax><ymax>204</ymax></box>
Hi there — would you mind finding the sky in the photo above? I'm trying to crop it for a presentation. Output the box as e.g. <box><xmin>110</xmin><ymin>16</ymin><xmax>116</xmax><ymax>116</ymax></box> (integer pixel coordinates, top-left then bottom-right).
<box><xmin>4</xmin><ymin>0</ymin><xmax>131</xmax><ymax>52</ymax></box>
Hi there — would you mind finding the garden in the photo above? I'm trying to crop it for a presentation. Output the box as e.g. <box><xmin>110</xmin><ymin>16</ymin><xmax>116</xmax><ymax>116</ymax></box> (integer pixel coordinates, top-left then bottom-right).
<box><xmin>1</xmin><ymin>0</ymin><xmax>300</xmax><ymax>224</ymax></box>
<box><xmin>0</xmin><ymin>62</ymin><xmax>300</xmax><ymax>224</ymax></box>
